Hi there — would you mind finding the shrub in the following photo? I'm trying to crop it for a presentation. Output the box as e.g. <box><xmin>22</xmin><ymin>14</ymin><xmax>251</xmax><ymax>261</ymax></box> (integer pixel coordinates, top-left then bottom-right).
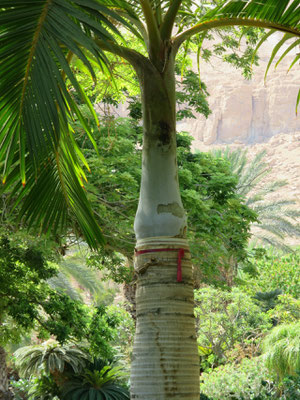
<box><xmin>245</xmin><ymin>249</ymin><xmax>300</xmax><ymax>298</ymax></box>
<box><xmin>263</xmin><ymin>322</ymin><xmax>300</xmax><ymax>380</ymax></box>
<box><xmin>194</xmin><ymin>287</ymin><xmax>271</xmax><ymax>369</ymax></box>
<box><xmin>200</xmin><ymin>357</ymin><xmax>275</xmax><ymax>400</ymax></box>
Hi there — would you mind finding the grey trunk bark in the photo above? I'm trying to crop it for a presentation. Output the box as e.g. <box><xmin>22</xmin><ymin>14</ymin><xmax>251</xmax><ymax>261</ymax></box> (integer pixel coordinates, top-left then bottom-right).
<box><xmin>0</xmin><ymin>347</ymin><xmax>12</xmax><ymax>400</ymax></box>
<box><xmin>131</xmin><ymin>57</ymin><xmax>199</xmax><ymax>399</ymax></box>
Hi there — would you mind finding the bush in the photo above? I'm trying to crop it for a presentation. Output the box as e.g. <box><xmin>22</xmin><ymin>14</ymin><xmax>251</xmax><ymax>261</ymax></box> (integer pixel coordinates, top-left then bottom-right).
<box><xmin>263</xmin><ymin>322</ymin><xmax>300</xmax><ymax>380</ymax></box>
<box><xmin>245</xmin><ymin>249</ymin><xmax>300</xmax><ymax>298</ymax></box>
<box><xmin>195</xmin><ymin>287</ymin><xmax>271</xmax><ymax>369</ymax></box>
<box><xmin>200</xmin><ymin>356</ymin><xmax>300</xmax><ymax>399</ymax></box>
<box><xmin>200</xmin><ymin>357</ymin><xmax>275</xmax><ymax>400</ymax></box>
<box><xmin>268</xmin><ymin>294</ymin><xmax>300</xmax><ymax>324</ymax></box>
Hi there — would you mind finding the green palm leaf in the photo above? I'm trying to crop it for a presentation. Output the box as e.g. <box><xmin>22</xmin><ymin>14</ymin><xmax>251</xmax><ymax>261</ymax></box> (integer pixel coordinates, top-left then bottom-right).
<box><xmin>212</xmin><ymin>148</ymin><xmax>300</xmax><ymax>250</ymax></box>
<box><xmin>0</xmin><ymin>0</ymin><xmax>132</xmax><ymax>247</ymax></box>
<box><xmin>5</xmin><ymin>145</ymin><xmax>104</xmax><ymax>249</ymax></box>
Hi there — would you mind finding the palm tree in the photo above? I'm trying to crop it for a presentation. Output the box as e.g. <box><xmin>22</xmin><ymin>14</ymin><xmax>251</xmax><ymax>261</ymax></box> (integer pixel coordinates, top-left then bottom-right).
<box><xmin>48</xmin><ymin>254</ymin><xmax>116</xmax><ymax>305</ymax></box>
<box><xmin>212</xmin><ymin>148</ymin><xmax>300</xmax><ymax>250</ymax></box>
<box><xmin>1</xmin><ymin>1</ymin><xmax>300</xmax><ymax>398</ymax></box>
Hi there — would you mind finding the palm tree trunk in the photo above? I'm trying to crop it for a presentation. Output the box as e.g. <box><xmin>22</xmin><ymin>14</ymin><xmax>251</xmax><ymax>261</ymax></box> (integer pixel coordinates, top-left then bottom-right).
<box><xmin>0</xmin><ymin>346</ymin><xmax>12</xmax><ymax>400</ymax></box>
<box><xmin>131</xmin><ymin>55</ymin><xmax>199</xmax><ymax>399</ymax></box>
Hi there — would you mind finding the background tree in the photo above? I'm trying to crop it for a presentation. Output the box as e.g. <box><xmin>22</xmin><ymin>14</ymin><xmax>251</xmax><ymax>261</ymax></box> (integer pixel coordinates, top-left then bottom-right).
<box><xmin>73</xmin><ymin>114</ymin><xmax>257</xmax><ymax>287</ymax></box>
<box><xmin>1</xmin><ymin>1</ymin><xmax>300</xmax><ymax>398</ymax></box>
<box><xmin>194</xmin><ymin>286</ymin><xmax>271</xmax><ymax>368</ymax></box>
<box><xmin>212</xmin><ymin>148</ymin><xmax>300</xmax><ymax>251</ymax></box>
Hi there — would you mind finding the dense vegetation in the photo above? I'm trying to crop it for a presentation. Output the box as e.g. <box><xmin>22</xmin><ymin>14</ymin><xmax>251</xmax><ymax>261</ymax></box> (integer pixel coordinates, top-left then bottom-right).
<box><xmin>1</xmin><ymin>0</ymin><xmax>300</xmax><ymax>397</ymax></box>
<box><xmin>2</xmin><ymin>115</ymin><xmax>299</xmax><ymax>399</ymax></box>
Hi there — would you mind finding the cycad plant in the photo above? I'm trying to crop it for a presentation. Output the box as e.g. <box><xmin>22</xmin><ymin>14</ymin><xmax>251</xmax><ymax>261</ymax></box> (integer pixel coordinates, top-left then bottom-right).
<box><xmin>212</xmin><ymin>148</ymin><xmax>300</xmax><ymax>250</ymax></box>
<box><xmin>62</xmin><ymin>358</ymin><xmax>130</xmax><ymax>400</ymax></box>
<box><xmin>14</xmin><ymin>342</ymin><xmax>89</xmax><ymax>381</ymax></box>
<box><xmin>263</xmin><ymin>322</ymin><xmax>300</xmax><ymax>380</ymax></box>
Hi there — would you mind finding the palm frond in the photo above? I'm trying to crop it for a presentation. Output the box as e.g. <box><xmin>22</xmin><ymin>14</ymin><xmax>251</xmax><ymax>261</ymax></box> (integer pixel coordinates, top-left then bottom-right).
<box><xmin>255</xmin><ymin>217</ymin><xmax>300</xmax><ymax>236</ymax></box>
<box><xmin>211</xmin><ymin>0</ymin><xmax>300</xmax><ymax>28</ymax></box>
<box><xmin>61</xmin><ymin>257</ymin><xmax>106</xmax><ymax>298</ymax></box>
<box><xmin>251</xmin><ymin>234</ymin><xmax>293</xmax><ymax>252</ymax></box>
<box><xmin>174</xmin><ymin>1</ymin><xmax>300</xmax><ymax>111</ymax></box>
<box><xmin>214</xmin><ymin>147</ymin><xmax>300</xmax><ymax>250</ymax></box>
<box><xmin>14</xmin><ymin>342</ymin><xmax>89</xmax><ymax>378</ymax></box>
<box><xmin>0</xmin><ymin>0</ymin><xmax>132</xmax><ymax>247</ymax></box>
<box><xmin>48</xmin><ymin>271</ymin><xmax>83</xmax><ymax>301</ymax></box>
<box><xmin>5</xmin><ymin>144</ymin><xmax>104</xmax><ymax>249</ymax></box>
<box><xmin>252</xmin><ymin>200</ymin><xmax>298</xmax><ymax>212</ymax></box>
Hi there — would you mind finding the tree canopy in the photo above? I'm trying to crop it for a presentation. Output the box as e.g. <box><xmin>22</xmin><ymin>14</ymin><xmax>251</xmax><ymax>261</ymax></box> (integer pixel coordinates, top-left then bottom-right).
<box><xmin>1</xmin><ymin>0</ymin><xmax>300</xmax><ymax>247</ymax></box>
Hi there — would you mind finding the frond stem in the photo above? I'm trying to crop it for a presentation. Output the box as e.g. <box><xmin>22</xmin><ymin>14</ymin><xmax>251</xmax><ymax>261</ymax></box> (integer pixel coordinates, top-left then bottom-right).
<box><xmin>160</xmin><ymin>0</ymin><xmax>183</xmax><ymax>40</ymax></box>
<box><xmin>138</xmin><ymin>0</ymin><xmax>162</xmax><ymax>59</ymax></box>
<box><xmin>95</xmin><ymin>39</ymin><xmax>149</xmax><ymax>73</ymax></box>
<box><xmin>55</xmin><ymin>149</ymin><xmax>70</xmax><ymax>211</ymax></box>
<box><xmin>19</xmin><ymin>0</ymin><xmax>52</xmax><ymax>114</ymax></box>
<box><xmin>173</xmin><ymin>17</ymin><xmax>300</xmax><ymax>51</ymax></box>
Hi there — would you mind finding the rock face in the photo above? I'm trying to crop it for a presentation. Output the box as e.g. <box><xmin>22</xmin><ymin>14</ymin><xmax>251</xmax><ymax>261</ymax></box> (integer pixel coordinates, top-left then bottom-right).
<box><xmin>178</xmin><ymin>35</ymin><xmax>300</xmax><ymax>146</ymax></box>
<box><xmin>180</xmin><ymin>35</ymin><xmax>300</xmax><ymax>245</ymax></box>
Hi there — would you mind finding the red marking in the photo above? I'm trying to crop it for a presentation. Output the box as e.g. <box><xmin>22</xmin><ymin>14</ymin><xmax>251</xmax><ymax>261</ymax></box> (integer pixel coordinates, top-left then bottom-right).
<box><xmin>135</xmin><ymin>247</ymin><xmax>185</xmax><ymax>282</ymax></box>
<box><xmin>177</xmin><ymin>248</ymin><xmax>185</xmax><ymax>282</ymax></box>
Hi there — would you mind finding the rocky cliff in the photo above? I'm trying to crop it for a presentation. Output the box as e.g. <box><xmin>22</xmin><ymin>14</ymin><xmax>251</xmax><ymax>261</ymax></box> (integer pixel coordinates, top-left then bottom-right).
<box><xmin>178</xmin><ymin>35</ymin><xmax>300</xmax><ymax>146</ymax></box>
<box><xmin>183</xmin><ymin>36</ymin><xmax>300</xmax><ymax>244</ymax></box>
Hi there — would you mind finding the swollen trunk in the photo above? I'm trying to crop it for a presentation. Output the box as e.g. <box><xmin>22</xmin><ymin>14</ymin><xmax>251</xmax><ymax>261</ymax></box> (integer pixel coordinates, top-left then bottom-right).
<box><xmin>131</xmin><ymin>58</ymin><xmax>199</xmax><ymax>399</ymax></box>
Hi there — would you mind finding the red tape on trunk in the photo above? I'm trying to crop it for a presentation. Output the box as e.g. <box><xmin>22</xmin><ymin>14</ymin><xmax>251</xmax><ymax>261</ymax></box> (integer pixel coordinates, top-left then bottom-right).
<box><xmin>134</xmin><ymin>248</ymin><xmax>185</xmax><ymax>282</ymax></box>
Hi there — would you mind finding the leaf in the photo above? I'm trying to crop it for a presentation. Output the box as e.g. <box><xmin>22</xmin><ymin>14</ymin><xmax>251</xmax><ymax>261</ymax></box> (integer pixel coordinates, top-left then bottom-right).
<box><xmin>264</xmin><ymin>33</ymin><xmax>294</xmax><ymax>81</ymax></box>
<box><xmin>296</xmin><ymin>89</ymin><xmax>300</xmax><ymax>115</ymax></box>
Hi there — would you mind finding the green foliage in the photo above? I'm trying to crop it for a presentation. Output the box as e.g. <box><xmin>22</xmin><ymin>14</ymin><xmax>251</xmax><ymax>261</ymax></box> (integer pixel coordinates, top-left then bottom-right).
<box><xmin>74</xmin><ymin>114</ymin><xmax>141</xmax><ymax>261</ymax></box>
<box><xmin>0</xmin><ymin>236</ymin><xmax>80</xmax><ymax>344</ymax></box>
<box><xmin>0</xmin><ymin>235</ymin><xmax>129</xmax><ymax>358</ymax></box>
<box><xmin>244</xmin><ymin>248</ymin><xmax>300</xmax><ymax>298</ymax></box>
<box><xmin>263</xmin><ymin>322</ymin><xmax>300</xmax><ymax>380</ymax></box>
<box><xmin>13</xmin><ymin>342</ymin><xmax>131</xmax><ymax>400</ymax></box>
<box><xmin>200</xmin><ymin>357</ymin><xmax>275</xmax><ymax>400</ymax></box>
<box><xmin>178</xmin><ymin>137</ymin><xmax>257</xmax><ymax>286</ymax></box>
<box><xmin>174</xmin><ymin>3</ymin><xmax>263</xmax><ymax>79</ymax></box>
<box><xmin>105</xmin><ymin>305</ymin><xmax>135</xmax><ymax>365</ymax></box>
<box><xmin>253</xmin><ymin>289</ymin><xmax>283</xmax><ymax>312</ymax></box>
<box><xmin>10</xmin><ymin>378</ymin><xmax>33</xmax><ymax>400</ymax></box>
<box><xmin>269</xmin><ymin>294</ymin><xmax>300</xmax><ymax>325</ymax></box>
<box><xmin>277</xmin><ymin>376</ymin><xmax>300</xmax><ymax>400</ymax></box>
<box><xmin>194</xmin><ymin>287</ymin><xmax>272</xmax><ymax>368</ymax></box>
<box><xmin>71</xmin><ymin>114</ymin><xmax>256</xmax><ymax>287</ymax></box>
<box><xmin>27</xmin><ymin>375</ymin><xmax>61</xmax><ymax>400</ymax></box>
<box><xmin>49</xmin><ymin>253</ymin><xmax>116</xmax><ymax>305</ymax></box>
<box><xmin>176</xmin><ymin>71</ymin><xmax>211</xmax><ymax>120</ymax></box>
